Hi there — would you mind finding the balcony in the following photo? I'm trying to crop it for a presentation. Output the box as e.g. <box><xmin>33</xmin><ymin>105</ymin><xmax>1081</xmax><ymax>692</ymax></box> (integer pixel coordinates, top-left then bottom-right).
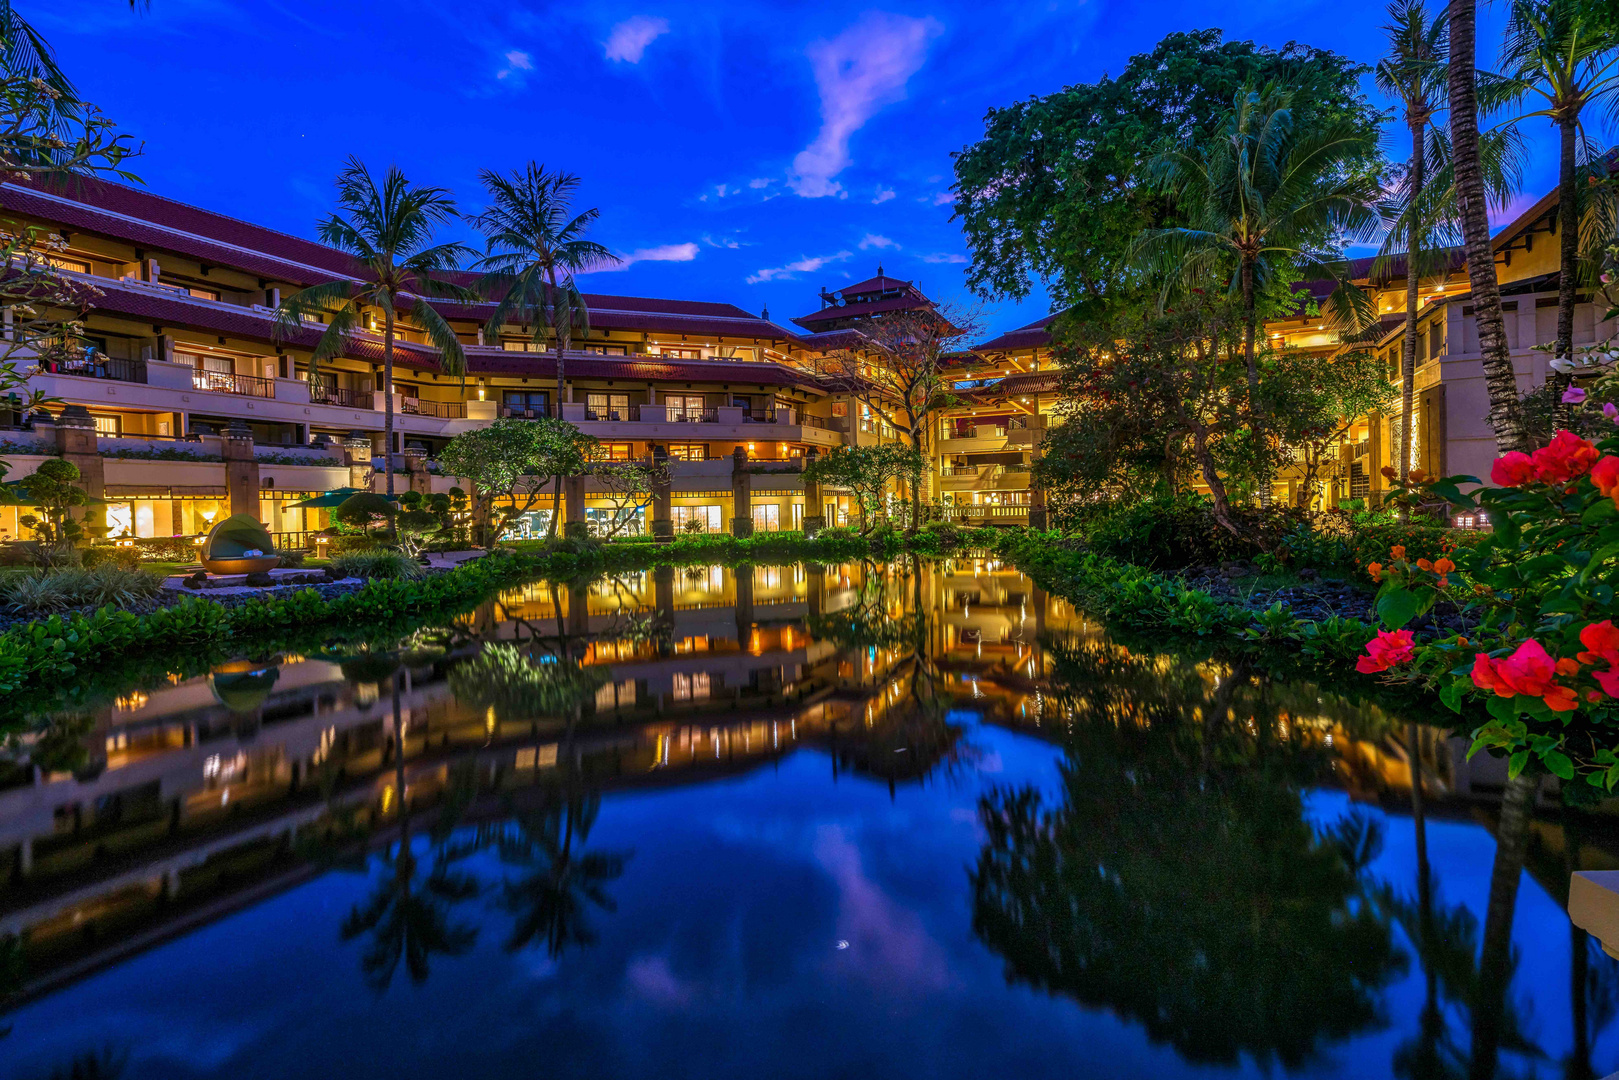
<box><xmin>39</xmin><ymin>356</ymin><xmax>148</xmax><ymax>384</ymax></box>
<box><xmin>192</xmin><ymin>371</ymin><xmax>274</xmax><ymax>398</ymax></box>
<box><xmin>403</xmin><ymin>398</ymin><xmax>466</xmax><ymax>419</ymax></box>
<box><xmin>311</xmin><ymin>384</ymin><xmax>374</xmax><ymax>410</ymax></box>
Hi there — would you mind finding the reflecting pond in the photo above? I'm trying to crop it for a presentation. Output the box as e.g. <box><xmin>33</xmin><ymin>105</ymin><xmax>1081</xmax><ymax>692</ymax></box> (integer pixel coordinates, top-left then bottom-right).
<box><xmin>1</xmin><ymin>557</ymin><xmax>1616</xmax><ymax>1079</ymax></box>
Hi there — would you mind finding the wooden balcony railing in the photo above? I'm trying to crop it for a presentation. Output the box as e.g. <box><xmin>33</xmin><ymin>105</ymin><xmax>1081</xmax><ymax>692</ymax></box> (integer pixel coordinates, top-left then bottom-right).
<box><xmin>403</xmin><ymin>398</ymin><xmax>466</xmax><ymax>419</ymax></box>
<box><xmin>311</xmin><ymin>384</ymin><xmax>374</xmax><ymax>409</ymax></box>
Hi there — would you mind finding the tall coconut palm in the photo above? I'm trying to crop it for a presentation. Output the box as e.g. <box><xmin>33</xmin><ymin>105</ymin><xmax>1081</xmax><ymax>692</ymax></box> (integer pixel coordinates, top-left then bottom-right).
<box><xmin>468</xmin><ymin>165</ymin><xmax>617</xmax><ymax>538</ymax></box>
<box><xmin>1139</xmin><ymin>82</ymin><xmax>1382</xmax><ymax>447</ymax></box>
<box><xmin>1493</xmin><ymin>0</ymin><xmax>1619</xmax><ymax>392</ymax></box>
<box><xmin>274</xmin><ymin>157</ymin><xmax>475</xmax><ymax>508</ymax></box>
<box><xmin>1377</xmin><ymin>2</ymin><xmax>1450</xmax><ymax>498</ymax></box>
<box><xmin>1449</xmin><ymin>0</ymin><xmax>1530</xmax><ymax>453</ymax></box>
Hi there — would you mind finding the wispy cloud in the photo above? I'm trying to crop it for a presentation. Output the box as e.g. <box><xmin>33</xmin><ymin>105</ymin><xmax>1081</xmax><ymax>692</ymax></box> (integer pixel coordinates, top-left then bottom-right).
<box><xmin>747</xmin><ymin>250</ymin><xmax>852</xmax><ymax>284</ymax></box>
<box><xmin>584</xmin><ymin>242</ymin><xmax>699</xmax><ymax>273</ymax></box>
<box><xmin>789</xmin><ymin>13</ymin><xmax>942</xmax><ymax>198</ymax></box>
<box><xmin>605</xmin><ymin>15</ymin><xmax>670</xmax><ymax>63</ymax></box>
<box><xmin>931</xmin><ymin>191</ymin><xmax>953</xmax><ymax>206</ymax></box>
<box><xmin>748</xmin><ymin>178</ymin><xmax>773</xmax><ymax>190</ymax></box>
<box><xmin>495</xmin><ymin>50</ymin><xmax>532</xmax><ymax>81</ymax></box>
<box><xmin>871</xmin><ymin>187</ymin><xmax>896</xmax><ymax>204</ymax></box>
<box><xmin>859</xmin><ymin>234</ymin><xmax>899</xmax><ymax>251</ymax></box>
<box><xmin>703</xmin><ymin>234</ymin><xmax>745</xmax><ymax>249</ymax></box>
<box><xmin>920</xmin><ymin>252</ymin><xmax>967</xmax><ymax>264</ymax></box>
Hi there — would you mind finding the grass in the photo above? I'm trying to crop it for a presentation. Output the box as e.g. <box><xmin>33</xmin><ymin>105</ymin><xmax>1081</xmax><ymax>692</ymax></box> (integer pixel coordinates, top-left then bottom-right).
<box><xmin>0</xmin><ymin>565</ymin><xmax>166</xmax><ymax>612</ymax></box>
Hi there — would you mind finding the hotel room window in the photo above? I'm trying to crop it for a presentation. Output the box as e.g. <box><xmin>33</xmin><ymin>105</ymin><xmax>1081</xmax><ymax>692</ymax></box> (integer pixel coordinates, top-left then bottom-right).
<box><xmin>655</xmin><ymin>346</ymin><xmax>702</xmax><ymax>359</ymax></box>
<box><xmin>593</xmin><ymin>442</ymin><xmax>633</xmax><ymax>462</ymax></box>
<box><xmin>586</xmin><ymin>392</ymin><xmax>630</xmax><ymax>420</ymax></box>
<box><xmin>667</xmin><ymin>394</ymin><xmax>706</xmax><ymax>421</ymax></box>
<box><xmin>751</xmin><ymin>504</ymin><xmax>780</xmax><ymax>532</ymax></box>
<box><xmin>667</xmin><ymin>443</ymin><xmax>706</xmax><ymax>461</ymax></box>
<box><xmin>672</xmin><ymin>672</ymin><xmax>711</xmax><ymax>702</ymax></box>
<box><xmin>502</xmin><ymin>391</ymin><xmax>550</xmax><ymax>415</ymax></box>
<box><xmin>672</xmin><ymin>505</ymin><xmax>722</xmax><ymax>532</ymax></box>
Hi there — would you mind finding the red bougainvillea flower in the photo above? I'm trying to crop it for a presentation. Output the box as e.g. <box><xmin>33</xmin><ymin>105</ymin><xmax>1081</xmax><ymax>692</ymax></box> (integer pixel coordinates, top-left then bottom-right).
<box><xmin>1593</xmin><ymin>456</ymin><xmax>1619</xmax><ymax>502</ymax></box>
<box><xmin>1434</xmin><ymin>557</ymin><xmax>1455</xmax><ymax>575</ymax></box>
<box><xmin>1491</xmin><ymin>451</ymin><xmax>1538</xmax><ymax>487</ymax></box>
<box><xmin>1390</xmin><ymin>545</ymin><xmax>1407</xmax><ymax>560</ymax></box>
<box><xmin>1578</xmin><ymin>621</ymin><xmax>1619</xmax><ymax>699</ymax></box>
<box><xmin>1357</xmin><ymin>629</ymin><xmax>1416</xmax><ymax>673</ymax></box>
<box><xmin>1472</xmin><ymin>639</ymin><xmax>1579</xmax><ymax>710</ymax></box>
<box><xmin>1416</xmin><ymin>558</ymin><xmax>1433</xmax><ymax>571</ymax></box>
<box><xmin>1530</xmin><ymin>430</ymin><xmax>1600</xmax><ymax>484</ymax></box>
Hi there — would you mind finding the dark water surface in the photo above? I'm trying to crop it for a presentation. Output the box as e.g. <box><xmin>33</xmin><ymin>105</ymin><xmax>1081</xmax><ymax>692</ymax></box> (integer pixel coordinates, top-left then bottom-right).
<box><xmin>1</xmin><ymin>557</ymin><xmax>1614</xmax><ymax>1079</ymax></box>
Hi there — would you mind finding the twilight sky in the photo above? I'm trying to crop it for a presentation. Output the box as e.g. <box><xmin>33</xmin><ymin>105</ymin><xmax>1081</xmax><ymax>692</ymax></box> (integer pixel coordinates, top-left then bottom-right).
<box><xmin>35</xmin><ymin>0</ymin><xmax>1549</xmax><ymax>339</ymax></box>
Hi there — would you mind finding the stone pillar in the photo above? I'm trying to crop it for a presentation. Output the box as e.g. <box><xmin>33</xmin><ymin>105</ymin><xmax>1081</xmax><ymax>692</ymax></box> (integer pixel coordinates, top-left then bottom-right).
<box><xmin>563</xmin><ymin>474</ymin><xmax>589</xmax><ymax>540</ymax></box>
<box><xmin>734</xmin><ymin>563</ymin><xmax>754</xmax><ymax>645</ymax></box>
<box><xmin>649</xmin><ymin>445</ymin><xmax>673</xmax><ymax>542</ymax></box>
<box><xmin>654</xmin><ymin>564</ymin><xmax>675</xmax><ymax>657</ymax></box>
<box><xmin>342</xmin><ymin>432</ymin><xmax>374</xmax><ymax>491</ymax></box>
<box><xmin>50</xmin><ymin>405</ymin><xmax>105</xmax><ymax>499</ymax></box>
<box><xmin>801</xmin><ymin>448</ymin><xmax>824</xmax><ymax>537</ymax></box>
<box><xmin>730</xmin><ymin>446</ymin><xmax>753</xmax><ymax>538</ymax></box>
<box><xmin>567</xmin><ymin>580</ymin><xmax>590</xmax><ymax>636</ymax></box>
<box><xmin>222</xmin><ymin>421</ymin><xmax>261</xmax><ymax>520</ymax></box>
<box><xmin>1028</xmin><ymin>477</ymin><xmax>1048</xmax><ymax>531</ymax></box>
<box><xmin>402</xmin><ymin>444</ymin><xmax>432</xmax><ymax>495</ymax></box>
<box><xmin>806</xmin><ymin>563</ymin><xmax>825</xmax><ymax>619</ymax></box>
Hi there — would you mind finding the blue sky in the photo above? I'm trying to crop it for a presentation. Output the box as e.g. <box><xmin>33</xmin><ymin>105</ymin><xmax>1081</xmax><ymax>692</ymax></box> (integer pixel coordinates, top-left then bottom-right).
<box><xmin>35</xmin><ymin>0</ymin><xmax>1550</xmax><ymax>339</ymax></box>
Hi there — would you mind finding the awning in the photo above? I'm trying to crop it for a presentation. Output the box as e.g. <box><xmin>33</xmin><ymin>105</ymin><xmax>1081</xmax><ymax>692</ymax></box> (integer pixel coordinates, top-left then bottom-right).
<box><xmin>285</xmin><ymin>488</ymin><xmax>398</xmax><ymax>509</ymax></box>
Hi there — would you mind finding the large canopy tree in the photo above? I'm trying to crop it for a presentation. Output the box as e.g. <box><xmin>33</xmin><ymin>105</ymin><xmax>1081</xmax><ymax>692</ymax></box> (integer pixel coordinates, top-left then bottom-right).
<box><xmin>950</xmin><ymin>30</ymin><xmax>1382</xmax><ymax>312</ymax></box>
<box><xmin>274</xmin><ymin>158</ymin><xmax>475</xmax><ymax>505</ymax></box>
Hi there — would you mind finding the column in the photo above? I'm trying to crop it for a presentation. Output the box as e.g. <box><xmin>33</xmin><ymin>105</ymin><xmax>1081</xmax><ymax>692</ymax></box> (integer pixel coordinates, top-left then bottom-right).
<box><xmin>402</xmin><ymin>444</ymin><xmax>432</xmax><ymax>495</ymax></box>
<box><xmin>222</xmin><ymin>421</ymin><xmax>261</xmax><ymax>520</ymax></box>
<box><xmin>801</xmin><ymin>448</ymin><xmax>824</xmax><ymax>537</ymax></box>
<box><xmin>649</xmin><ymin>445</ymin><xmax>673</xmax><ymax>542</ymax></box>
<box><xmin>563</xmin><ymin>474</ymin><xmax>588</xmax><ymax>540</ymax></box>
<box><xmin>342</xmin><ymin>432</ymin><xmax>374</xmax><ymax>491</ymax></box>
<box><xmin>731</xmin><ymin>446</ymin><xmax>753</xmax><ymax>538</ymax></box>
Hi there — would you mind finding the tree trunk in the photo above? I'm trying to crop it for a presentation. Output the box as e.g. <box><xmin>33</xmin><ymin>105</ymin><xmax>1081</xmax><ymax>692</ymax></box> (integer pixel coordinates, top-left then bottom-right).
<box><xmin>1449</xmin><ymin>0</ymin><xmax>1528</xmax><ymax>454</ymax></box>
<box><xmin>1552</xmin><ymin>116</ymin><xmax>1580</xmax><ymax>429</ymax></box>
<box><xmin>1400</xmin><ymin>121</ymin><xmax>1426</xmax><ymax>524</ymax></box>
<box><xmin>383</xmin><ymin>308</ymin><xmax>397</xmax><ymax>537</ymax></box>
<box><xmin>1242</xmin><ymin>257</ymin><xmax>1273</xmax><ymax>507</ymax></box>
<box><xmin>1190</xmin><ymin>422</ymin><xmax>1241</xmax><ymax>538</ymax></box>
<box><xmin>1408</xmin><ymin>722</ymin><xmax>1442</xmax><ymax>1063</ymax></box>
<box><xmin>548</xmin><ymin>268</ymin><xmax>568</xmax><ymax>541</ymax></box>
<box><xmin>1468</xmin><ymin>770</ymin><xmax>1538</xmax><ymax>1080</ymax></box>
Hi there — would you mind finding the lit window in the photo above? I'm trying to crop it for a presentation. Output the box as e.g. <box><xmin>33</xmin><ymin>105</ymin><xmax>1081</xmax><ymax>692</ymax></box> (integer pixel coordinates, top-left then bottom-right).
<box><xmin>667</xmin><ymin>443</ymin><xmax>706</xmax><ymax>461</ymax></box>
<box><xmin>672</xmin><ymin>672</ymin><xmax>711</xmax><ymax>701</ymax></box>
<box><xmin>591</xmin><ymin>442</ymin><xmax>633</xmax><ymax>462</ymax></box>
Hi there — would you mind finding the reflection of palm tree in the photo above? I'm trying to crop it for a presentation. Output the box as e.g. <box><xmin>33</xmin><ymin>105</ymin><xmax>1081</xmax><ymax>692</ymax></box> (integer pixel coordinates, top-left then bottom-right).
<box><xmin>496</xmin><ymin>785</ymin><xmax>627</xmax><ymax>958</ymax></box>
<box><xmin>1469</xmin><ymin>772</ymin><xmax>1539</xmax><ymax>1080</ymax></box>
<box><xmin>340</xmin><ymin>670</ymin><xmax>480</xmax><ymax>992</ymax></box>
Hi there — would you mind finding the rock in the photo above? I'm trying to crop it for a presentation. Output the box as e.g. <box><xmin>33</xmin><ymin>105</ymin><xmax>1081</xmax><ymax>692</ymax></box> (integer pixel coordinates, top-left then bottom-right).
<box><xmin>245</xmin><ymin>572</ymin><xmax>275</xmax><ymax>587</ymax></box>
<box><xmin>1297</xmin><ymin>567</ymin><xmax>1318</xmax><ymax>581</ymax></box>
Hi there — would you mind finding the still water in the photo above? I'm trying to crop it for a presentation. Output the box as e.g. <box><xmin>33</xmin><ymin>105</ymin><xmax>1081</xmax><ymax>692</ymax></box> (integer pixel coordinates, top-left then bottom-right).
<box><xmin>0</xmin><ymin>557</ymin><xmax>1613</xmax><ymax>1079</ymax></box>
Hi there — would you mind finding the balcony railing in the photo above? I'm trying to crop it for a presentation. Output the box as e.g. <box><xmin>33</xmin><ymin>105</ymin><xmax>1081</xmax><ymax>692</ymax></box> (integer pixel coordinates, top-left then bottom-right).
<box><xmin>800</xmin><ymin>415</ymin><xmax>830</xmax><ymax>430</ymax></box>
<box><xmin>44</xmin><ymin>357</ymin><xmax>147</xmax><ymax>383</ymax></box>
<box><xmin>501</xmin><ymin>404</ymin><xmax>559</xmax><ymax>419</ymax></box>
<box><xmin>193</xmin><ymin>371</ymin><xmax>275</xmax><ymax>398</ymax></box>
<box><xmin>311</xmin><ymin>385</ymin><xmax>374</xmax><ymax>410</ymax></box>
<box><xmin>670</xmin><ymin>408</ymin><xmax>717</xmax><ymax>423</ymax></box>
<box><xmin>940</xmin><ymin>465</ymin><xmax>981</xmax><ymax>477</ymax></box>
<box><xmin>403</xmin><ymin>398</ymin><xmax>466</xmax><ymax>419</ymax></box>
<box><xmin>585</xmin><ymin>405</ymin><xmax>638</xmax><ymax>422</ymax></box>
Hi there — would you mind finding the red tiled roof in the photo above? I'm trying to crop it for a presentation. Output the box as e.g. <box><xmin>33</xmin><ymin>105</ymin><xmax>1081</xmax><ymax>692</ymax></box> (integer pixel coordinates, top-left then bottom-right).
<box><xmin>839</xmin><ymin>274</ymin><xmax>914</xmax><ymax>296</ymax></box>
<box><xmin>974</xmin><ymin>312</ymin><xmax>1060</xmax><ymax>353</ymax></box>
<box><xmin>966</xmin><ymin>372</ymin><xmax>1060</xmax><ymax>400</ymax></box>
<box><xmin>463</xmin><ymin>351</ymin><xmax>825</xmax><ymax>390</ymax></box>
<box><xmin>793</xmin><ymin>294</ymin><xmax>936</xmax><ymax>328</ymax></box>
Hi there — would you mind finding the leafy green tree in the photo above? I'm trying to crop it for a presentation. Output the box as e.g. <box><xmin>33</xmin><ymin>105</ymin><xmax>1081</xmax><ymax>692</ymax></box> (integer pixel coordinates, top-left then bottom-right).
<box><xmin>1136</xmin><ymin>80</ymin><xmax>1381</xmax><ymax>430</ymax></box>
<box><xmin>468</xmin><ymin>165</ymin><xmax>617</xmax><ymax>537</ymax></box>
<box><xmin>447</xmin><ymin>643</ymin><xmax>608</xmax><ymax>722</ymax></box>
<box><xmin>972</xmin><ymin>639</ymin><xmax>1403</xmax><ymax>1069</ymax></box>
<box><xmin>17</xmin><ymin>457</ymin><xmax>87</xmax><ymax>555</ymax></box>
<box><xmin>801</xmin><ymin>444</ymin><xmax>922</xmax><ymax>534</ymax></box>
<box><xmin>436</xmin><ymin>416</ymin><xmax>594</xmax><ymax>545</ymax></box>
<box><xmin>1492</xmin><ymin>0</ymin><xmax>1619</xmax><ymax>393</ymax></box>
<box><xmin>587</xmin><ymin>458</ymin><xmax>669</xmax><ymax>539</ymax></box>
<box><xmin>273</xmin><ymin>159</ymin><xmax>476</xmax><ymax>508</ymax></box>
<box><xmin>951</xmin><ymin>30</ymin><xmax>1381</xmax><ymax>310</ymax></box>
<box><xmin>1270</xmin><ymin>347</ymin><xmax>1398</xmax><ymax>508</ymax></box>
<box><xmin>332</xmin><ymin>491</ymin><xmax>395</xmax><ymax>541</ymax></box>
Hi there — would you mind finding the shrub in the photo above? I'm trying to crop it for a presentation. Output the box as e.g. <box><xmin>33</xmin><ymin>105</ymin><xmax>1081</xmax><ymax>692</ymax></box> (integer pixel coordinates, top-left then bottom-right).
<box><xmin>0</xmin><ymin>565</ymin><xmax>164</xmax><ymax>612</ymax></box>
<box><xmin>82</xmin><ymin>545</ymin><xmax>140</xmax><ymax>571</ymax></box>
<box><xmin>277</xmin><ymin>550</ymin><xmax>307</xmax><ymax>569</ymax></box>
<box><xmin>1081</xmin><ymin>495</ymin><xmax>1308</xmax><ymax>570</ymax></box>
<box><xmin>328</xmin><ymin>534</ymin><xmax>379</xmax><ymax>555</ymax></box>
<box><xmin>134</xmin><ymin>536</ymin><xmax>201</xmax><ymax>561</ymax></box>
<box><xmin>328</xmin><ymin>550</ymin><xmax>424</xmax><ymax>581</ymax></box>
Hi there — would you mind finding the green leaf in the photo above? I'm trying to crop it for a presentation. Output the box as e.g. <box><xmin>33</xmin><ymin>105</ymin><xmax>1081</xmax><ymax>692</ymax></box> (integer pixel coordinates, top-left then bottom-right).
<box><xmin>1543</xmin><ymin>749</ymin><xmax>1575</xmax><ymax>780</ymax></box>
<box><xmin>1508</xmin><ymin>750</ymin><xmax>1529</xmax><ymax>778</ymax></box>
<box><xmin>1439</xmin><ymin>678</ymin><xmax>1467</xmax><ymax>714</ymax></box>
<box><xmin>1376</xmin><ymin>586</ymin><xmax>1425</xmax><ymax>629</ymax></box>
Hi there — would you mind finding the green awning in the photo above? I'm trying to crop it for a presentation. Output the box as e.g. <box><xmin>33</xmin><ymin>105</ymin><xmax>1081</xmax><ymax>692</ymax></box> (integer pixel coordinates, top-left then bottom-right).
<box><xmin>283</xmin><ymin>488</ymin><xmax>397</xmax><ymax>510</ymax></box>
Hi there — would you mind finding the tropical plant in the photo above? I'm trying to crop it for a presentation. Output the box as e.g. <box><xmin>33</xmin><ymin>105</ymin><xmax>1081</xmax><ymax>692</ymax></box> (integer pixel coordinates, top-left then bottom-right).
<box><xmin>446</xmin><ymin>643</ymin><xmax>608</xmax><ymax>722</ymax></box>
<box><xmin>273</xmin><ymin>158</ymin><xmax>476</xmax><ymax>508</ymax></box>
<box><xmin>495</xmin><ymin>786</ymin><xmax>628</xmax><ymax>958</ymax></box>
<box><xmin>468</xmin><ymin>164</ymin><xmax>618</xmax><ymax>538</ymax></box>
<box><xmin>15</xmin><ymin>457</ymin><xmax>88</xmax><ymax>556</ymax></box>
<box><xmin>1137</xmin><ymin>79</ymin><xmax>1382</xmax><ymax>437</ymax></box>
<box><xmin>331</xmin><ymin>492</ymin><xmax>395</xmax><ymax>540</ymax></box>
<box><xmin>436</xmin><ymin>416</ymin><xmax>595</xmax><ymax>545</ymax></box>
<box><xmin>1490</xmin><ymin>0</ymin><xmax>1619</xmax><ymax>397</ymax></box>
<box><xmin>1376</xmin><ymin>0</ymin><xmax>1450</xmax><ymax>495</ymax></box>
<box><xmin>951</xmin><ymin>29</ymin><xmax>1382</xmax><ymax>310</ymax></box>
<box><xmin>328</xmin><ymin>549</ymin><xmax>423</xmax><ymax>582</ymax></box>
<box><xmin>0</xmin><ymin>563</ymin><xmax>162</xmax><ymax>612</ymax></box>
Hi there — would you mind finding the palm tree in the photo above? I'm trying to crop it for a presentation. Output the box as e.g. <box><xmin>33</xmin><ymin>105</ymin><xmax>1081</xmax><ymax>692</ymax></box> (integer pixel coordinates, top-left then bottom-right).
<box><xmin>1493</xmin><ymin>0</ymin><xmax>1619</xmax><ymax>396</ymax></box>
<box><xmin>1139</xmin><ymin>81</ymin><xmax>1381</xmax><ymax>457</ymax></box>
<box><xmin>1377</xmin><ymin>2</ymin><xmax>1449</xmax><ymax>498</ymax></box>
<box><xmin>496</xmin><ymin>787</ymin><xmax>628</xmax><ymax>958</ymax></box>
<box><xmin>1449</xmin><ymin>0</ymin><xmax>1531</xmax><ymax>452</ymax></box>
<box><xmin>468</xmin><ymin>165</ymin><xmax>617</xmax><ymax>538</ymax></box>
<box><xmin>274</xmin><ymin>157</ymin><xmax>476</xmax><ymax>508</ymax></box>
